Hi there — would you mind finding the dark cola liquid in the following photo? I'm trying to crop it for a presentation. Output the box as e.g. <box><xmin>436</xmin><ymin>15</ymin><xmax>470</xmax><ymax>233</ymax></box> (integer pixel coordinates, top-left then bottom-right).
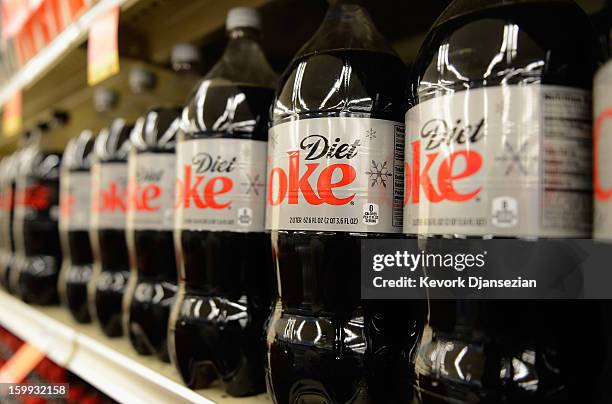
<box><xmin>62</xmin><ymin>163</ymin><xmax>94</xmax><ymax>323</ymax></box>
<box><xmin>59</xmin><ymin>131</ymin><xmax>95</xmax><ymax>323</ymax></box>
<box><xmin>409</xmin><ymin>2</ymin><xmax>600</xmax><ymax>404</ymax></box>
<box><xmin>127</xmin><ymin>150</ymin><xmax>177</xmax><ymax>362</ymax></box>
<box><xmin>17</xmin><ymin>154</ymin><xmax>62</xmax><ymax>305</ymax></box>
<box><xmin>127</xmin><ymin>229</ymin><xmax>175</xmax><ymax>361</ymax></box>
<box><xmin>170</xmin><ymin>84</ymin><xmax>275</xmax><ymax>395</ymax></box>
<box><xmin>267</xmin><ymin>49</ymin><xmax>417</xmax><ymax>404</ymax></box>
<box><xmin>90</xmin><ymin>122</ymin><xmax>132</xmax><ymax>338</ymax></box>
<box><xmin>0</xmin><ymin>180</ymin><xmax>15</xmax><ymax>292</ymax></box>
<box><xmin>64</xmin><ymin>228</ymin><xmax>93</xmax><ymax>322</ymax></box>
<box><xmin>93</xmin><ymin>227</ymin><xmax>129</xmax><ymax>337</ymax></box>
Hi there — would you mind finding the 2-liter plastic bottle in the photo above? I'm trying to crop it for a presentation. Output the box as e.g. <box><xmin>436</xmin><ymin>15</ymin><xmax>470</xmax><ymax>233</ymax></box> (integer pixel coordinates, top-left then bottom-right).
<box><xmin>406</xmin><ymin>0</ymin><xmax>597</xmax><ymax>403</ymax></box>
<box><xmin>0</xmin><ymin>157</ymin><xmax>9</xmax><ymax>283</ymax></box>
<box><xmin>0</xmin><ymin>153</ymin><xmax>18</xmax><ymax>291</ymax></box>
<box><xmin>12</xmin><ymin>114</ymin><xmax>66</xmax><ymax>305</ymax></box>
<box><xmin>123</xmin><ymin>43</ymin><xmax>201</xmax><ymax>362</ymax></box>
<box><xmin>58</xmin><ymin>130</ymin><xmax>96</xmax><ymax>322</ymax></box>
<box><xmin>89</xmin><ymin>119</ymin><xmax>133</xmax><ymax>336</ymax></box>
<box><xmin>5</xmin><ymin>133</ymin><xmax>32</xmax><ymax>295</ymax></box>
<box><xmin>123</xmin><ymin>107</ymin><xmax>181</xmax><ymax>361</ymax></box>
<box><xmin>169</xmin><ymin>7</ymin><xmax>277</xmax><ymax>396</ymax></box>
<box><xmin>265</xmin><ymin>1</ymin><xmax>415</xmax><ymax>402</ymax></box>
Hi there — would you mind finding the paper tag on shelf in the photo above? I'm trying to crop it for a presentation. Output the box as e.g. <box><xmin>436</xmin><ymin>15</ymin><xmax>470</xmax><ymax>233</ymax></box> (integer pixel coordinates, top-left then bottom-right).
<box><xmin>1</xmin><ymin>0</ymin><xmax>31</xmax><ymax>39</ymax></box>
<box><xmin>2</xmin><ymin>90</ymin><xmax>22</xmax><ymax>138</ymax></box>
<box><xmin>87</xmin><ymin>4</ymin><xmax>119</xmax><ymax>86</ymax></box>
<box><xmin>0</xmin><ymin>343</ymin><xmax>45</xmax><ymax>383</ymax></box>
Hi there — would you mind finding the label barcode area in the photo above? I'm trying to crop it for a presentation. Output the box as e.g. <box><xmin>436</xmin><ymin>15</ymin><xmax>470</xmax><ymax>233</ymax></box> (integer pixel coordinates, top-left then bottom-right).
<box><xmin>393</xmin><ymin>125</ymin><xmax>405</xmax><ymax>228</ymax></box>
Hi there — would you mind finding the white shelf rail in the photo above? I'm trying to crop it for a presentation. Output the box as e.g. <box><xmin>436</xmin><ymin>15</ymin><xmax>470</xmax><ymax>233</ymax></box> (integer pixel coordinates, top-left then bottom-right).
<box><xmin>0</xmin><ymin>290</ymin><xmax>216</xmax><ymax>404</ymax></box>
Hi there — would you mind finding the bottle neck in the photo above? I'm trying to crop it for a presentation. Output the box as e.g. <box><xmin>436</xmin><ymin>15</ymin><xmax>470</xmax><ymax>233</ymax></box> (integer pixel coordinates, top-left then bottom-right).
<box><xmin>326</xmin><ymin>2</ymin><xmax>370</xmax><ymax>23</ymax></box>
<box><xmin>173</xmin><ymin>63</ymin><xmax>200</xmax><ymax>78</ymax></box>
<box><xmin>224</xmin><ymin>27</ymin><xmax>264</xmax><ymax>57</ymax></box>
<box><xmin>200</xmin><ymin>25</ymin><xmax>277</xmax><ymax>87</ymax></box>
<box><xmin>433</xmin><ymin>0</ymin><xmax>579</xmax><ymax>30</ymax></box>
<box><xmin>298</xmin><ymin>2</ymin><xmax>396</xmax><ymax>56</ymax></box>
<box><xmin>20</xmin><ymin>135</ymin><xmax>34</xmax><ymax>148</ymax></box>
<box><xmin>24</xmin><ymin>131</ymin><xmax>55</xmax><ymax>153</ymax></box>
<box><xmin>27</xmin><ymin>132</ymin><xmax>42</xmax><ymax>147</ymax></box>
<box><xmin>328</xmin><ymin>0</ymin><xmax>368</xmax><ymax>3</ymax></box>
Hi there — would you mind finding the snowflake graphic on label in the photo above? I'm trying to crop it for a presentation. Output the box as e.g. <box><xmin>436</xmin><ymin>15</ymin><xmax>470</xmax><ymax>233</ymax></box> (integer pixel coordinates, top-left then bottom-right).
<box><xmin>495</xmin><ymin>140</ymin><xmax>535</xmax><ymax>175</ymax></box>
<box><xmin>365</xmin><ymin>160</ymin><xmax>392</xmax><ymax>188</ymax></box>
<box><xmin>242</xmin><ymin>173</ymin><xmax>265</xmax><ymax>196</ymax></box>
<box><xmin>364</xmin><ymin>128</ymin><xmax>377</xmax><ymax>141</ymax></box>
<box><xmin>269</xmin><ymin>131</ymin><xmax>279</xmax><ymax>149</ymax></box>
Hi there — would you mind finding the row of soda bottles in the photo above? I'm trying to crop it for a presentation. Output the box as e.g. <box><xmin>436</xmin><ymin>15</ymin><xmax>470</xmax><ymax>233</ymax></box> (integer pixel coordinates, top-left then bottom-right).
<box><xmin>0</xmin><ymin>0</ymin><xmax>610</xmax><ymax>402</ymax></box>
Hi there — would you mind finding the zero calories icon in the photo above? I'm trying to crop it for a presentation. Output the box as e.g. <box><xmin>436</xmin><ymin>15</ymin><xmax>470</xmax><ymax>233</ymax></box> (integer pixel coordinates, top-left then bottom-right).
<box><xmin>363</xmin><ymin>203</ymin><xmax>380</xmax><ymax>225</ymax></box>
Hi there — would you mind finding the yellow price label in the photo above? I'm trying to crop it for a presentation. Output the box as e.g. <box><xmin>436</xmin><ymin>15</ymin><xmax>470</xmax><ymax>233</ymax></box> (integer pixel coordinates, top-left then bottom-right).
<box><xmin>2</xmin><ymin>91</ymin><xmax>22</xmax><ymax>138</ymax></box>
<box><xmin>87</xmin><ymin>6</ymin><xmax>120</xmax><ymax>86</ymax></box>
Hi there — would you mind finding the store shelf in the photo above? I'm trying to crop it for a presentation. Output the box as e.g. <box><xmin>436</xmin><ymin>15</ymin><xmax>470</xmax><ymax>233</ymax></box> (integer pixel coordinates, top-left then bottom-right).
<box><xmin>0</xmin><ymin>290</ymin><xmax>269</xmax><ymax>404</ymax></box>
<box><xmin>0</xmin><ymin>0</ymin><xmax>143</xmax><ymax>107</ymax></box>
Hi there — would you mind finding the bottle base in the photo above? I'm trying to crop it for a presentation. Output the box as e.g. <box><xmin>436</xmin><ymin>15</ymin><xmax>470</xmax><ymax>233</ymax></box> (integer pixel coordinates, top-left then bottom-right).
<box><xmin>1</xmin><ymin>254</ymin><xmax>15</xmax><ymax>294</ymax></box>
<box><xmin>169</xmin><ymin>292</ymin><xmax>267</xmax><ymax>395</ymax></box>
<box><xmin>16</xmin><ymin>255</ymin><xmax>60</xmax><ymax>305</ymax></box>
<box><xmin>266</xmin><ymin>307</ymin><xmax>413</xmax><ymax>404</ymax></box>
<box><xmin>63</xmin><ymin>264</ymin><xmax>93</xmax><ymax>323</ymax></box>
<box><xmin>91</xmin><ymin>269</ymin><xmax>129</xmax><ymax>337</ymax></box>
<box><xmin>411</xmin><ymin>300</ymin><xmax>607</xmax><ymax>404</ymax></box>
<box><xmin>126</xmin><ymin>279</ymin><xmax>176</xmax><ymax>363</ymax></box>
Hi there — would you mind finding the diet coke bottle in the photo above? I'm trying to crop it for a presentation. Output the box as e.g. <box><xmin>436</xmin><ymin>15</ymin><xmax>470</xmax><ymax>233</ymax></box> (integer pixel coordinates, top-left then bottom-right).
<box><xmin>168</xmin><ymin>7</ymin><xmax>277</xmax><ymax>396</ymax></box>
<box><xmin>58</xmin><ymin>130</ymin><xmax>96</xmax><ymax>323</ymax></box>
<box><xmin>89</xmin><ymin>119</ymin><xmax>133</xmax><ymax>337</ymax></box>
<box><xmin>0</xmin><ymin>153</ymin><xmax>18</xmax><ymax>291</ymax></box>
<box><xmin>265</xmin><ymin>1</ymin><xmax>413</xmax><ymax>402</ymax></box>
<box><xmin>12</xmin><ymin>114</ymin><xmax>66</xmax><ymax>305</ymax></box>
<box><xmin>124</xmin><ymin>107</ymin><xmax>181</xmax><ymax>361</ymax></box>
<box><xmin>405</xmin><ymin>0</ymin><xmax>597</xmax><ymax>402</ymax></box>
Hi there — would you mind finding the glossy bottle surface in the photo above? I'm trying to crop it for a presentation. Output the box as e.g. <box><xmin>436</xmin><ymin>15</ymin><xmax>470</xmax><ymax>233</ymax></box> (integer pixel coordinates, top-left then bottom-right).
<box><xmin>12</xmin><ymin>125</ymin><xmax>62</xmax><ymax>305</ymax></box>
<box><xmin>124</xmin><ymin>107</ymin><xmax>181</xmax><ymax>362</ymax></box>
<box><xmin>0</xmin><ymin>155</ymin><xmax>17</xmax><ymax>292</ymax></box>
<box><xmin>168</xmin><ymin>14</ymin><xmax>277</xmax><ymax>396</ymax></box>
<box><xmin>171</xmin><ymin>87</ymin><xmax>275</xmax><ymax>393</ymax></box>
<box><xmin>266</xmin><ymin>3</ymin><xmax>417</xmax><ymax>404</ymax></box>
<box><xmin>408</xmin><ymin>1</ymin><xmax>598</xmax><ymax>403</ymax></box>
<box><xmin>59</xmin><ymin>131</ymin><xmax>95</xmax><ymax>323</ymax></box>
<box><xmin>63</xmin><ymin>230</ymin><xmax>93</xmax><ymax>321</ymax></box>
<box><xmin>89</xmin><ymin>119</ymin><xmax>132</xmax><ymax>337</ymax></box>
